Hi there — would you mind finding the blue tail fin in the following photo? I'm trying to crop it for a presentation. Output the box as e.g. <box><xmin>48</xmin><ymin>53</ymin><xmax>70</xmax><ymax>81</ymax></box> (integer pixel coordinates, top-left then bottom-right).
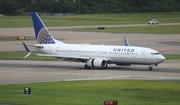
<box><xmin>31</xmin><ymin>12</ymin><xmax>56</xmax><ymax>44</ymax></box>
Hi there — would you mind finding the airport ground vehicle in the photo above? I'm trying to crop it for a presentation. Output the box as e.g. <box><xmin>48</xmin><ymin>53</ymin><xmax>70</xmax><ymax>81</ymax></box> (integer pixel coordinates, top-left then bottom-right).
<box><xmin>148</xmin><ymin>19</ymin><xmax>159</xmax><ymax>25</ymax></box>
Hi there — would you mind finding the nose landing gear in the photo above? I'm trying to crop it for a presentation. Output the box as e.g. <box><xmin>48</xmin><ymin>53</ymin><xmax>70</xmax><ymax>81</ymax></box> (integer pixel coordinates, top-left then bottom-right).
<box><xmin>148</xmin><ymin>64</ymin><xmax>158</xmax><ymax>71</ymax></box>
<box><xmin>148</xmin><ymin>67</ymin><xmax>153</xmax><ymax>71</ymax></box>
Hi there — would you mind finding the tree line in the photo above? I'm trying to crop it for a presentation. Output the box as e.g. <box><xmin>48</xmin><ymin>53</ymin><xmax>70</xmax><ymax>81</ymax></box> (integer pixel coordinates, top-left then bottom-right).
<box><xmin>0</xmin><ymin>0</ymin><xmax>180</xmax><ymax>15</ymax></box>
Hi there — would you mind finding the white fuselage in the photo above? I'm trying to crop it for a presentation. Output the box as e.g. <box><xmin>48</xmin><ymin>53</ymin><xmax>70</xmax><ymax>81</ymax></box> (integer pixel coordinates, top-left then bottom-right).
<box><xmin>35</xmin><ymin>43</ymin><xmax>165</xmax><ymax>65</ymax></box>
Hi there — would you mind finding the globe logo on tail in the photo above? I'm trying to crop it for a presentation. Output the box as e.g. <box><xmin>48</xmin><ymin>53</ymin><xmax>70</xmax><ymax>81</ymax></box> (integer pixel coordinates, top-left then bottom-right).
<box><xmin>37</xmin><ymin>28</ymin><xmax>55</xmax><ymax>44</ymax></box>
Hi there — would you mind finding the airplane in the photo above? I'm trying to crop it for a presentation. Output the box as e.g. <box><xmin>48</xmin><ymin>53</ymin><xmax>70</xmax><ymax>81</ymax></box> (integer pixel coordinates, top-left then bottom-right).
<box><xmin>22</xmin><ymin>12</ymin><xmax>165</xmax><ymax>70</ymax></box>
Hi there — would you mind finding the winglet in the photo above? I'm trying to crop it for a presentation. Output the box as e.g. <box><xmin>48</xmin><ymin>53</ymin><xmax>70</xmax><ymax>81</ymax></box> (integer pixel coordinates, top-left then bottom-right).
<box><xmin>124</xmin><ymin>37</ymin><xmax>129</xmax><ymax>46</ymax></box>
<box><xmin>22</xmin><ymin>42</ymin><xmax>31</xmax><ymax>58</ymax></box>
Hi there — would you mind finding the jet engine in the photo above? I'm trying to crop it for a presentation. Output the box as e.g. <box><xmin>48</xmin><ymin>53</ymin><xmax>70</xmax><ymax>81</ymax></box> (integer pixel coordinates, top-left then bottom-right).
<box><xmin>86</xmin><ymin>58</ymin><xmax>107</xmax><ymax>68</ymax></box>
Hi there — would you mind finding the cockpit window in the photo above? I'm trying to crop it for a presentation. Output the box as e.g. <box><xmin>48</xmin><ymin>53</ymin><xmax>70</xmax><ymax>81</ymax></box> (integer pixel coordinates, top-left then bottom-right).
<box><xmin>151</xmin><ymin>53</ymin><xmax>160</xmax><ymax>55</ymax></box>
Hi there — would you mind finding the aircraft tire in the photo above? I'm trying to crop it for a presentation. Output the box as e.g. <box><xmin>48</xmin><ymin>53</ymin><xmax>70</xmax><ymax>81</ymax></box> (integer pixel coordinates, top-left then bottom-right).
<box><xmin>84</xmin><ymin>64</ymin><xmax>91</xmax><ymax>69</ymax></box>
<box><xmin>148</xmin><ymin>67</ymin><xmax>153</xmax><ymax>71</ymax></box>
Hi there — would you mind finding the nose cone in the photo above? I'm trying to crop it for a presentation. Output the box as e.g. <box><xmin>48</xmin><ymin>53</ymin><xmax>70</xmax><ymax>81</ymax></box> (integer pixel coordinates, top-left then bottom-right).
<box><xmin>159</xmin><ymin>55</ymin><xmax>166</xmax><ymax>62</ymax></box>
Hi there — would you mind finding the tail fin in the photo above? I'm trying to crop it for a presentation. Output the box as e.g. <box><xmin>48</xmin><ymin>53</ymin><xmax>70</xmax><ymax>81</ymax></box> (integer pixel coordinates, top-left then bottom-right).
<box><xmin>31</xmin><ymin>12</ymin><xmax>64</xmax><ymax>44</ymax></box>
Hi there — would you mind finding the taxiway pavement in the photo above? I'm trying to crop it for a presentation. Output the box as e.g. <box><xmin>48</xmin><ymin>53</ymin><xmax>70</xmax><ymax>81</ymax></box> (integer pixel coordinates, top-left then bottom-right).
<box><xmin>0</xmin><ymin>60</ymin><xmax>180</xmax><ymax>84</ymax></box>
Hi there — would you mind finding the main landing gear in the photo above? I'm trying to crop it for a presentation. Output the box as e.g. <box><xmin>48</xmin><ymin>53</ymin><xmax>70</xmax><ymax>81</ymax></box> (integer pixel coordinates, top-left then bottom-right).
<box><xmin>84</xmin><ymin>64</ymin><xmax>108</xmax><ymax>69</ymax></box>
<box><xmin>84</xmin><ymin>64</ymin><xmax>91</xmax><ymax>69</ymax></box>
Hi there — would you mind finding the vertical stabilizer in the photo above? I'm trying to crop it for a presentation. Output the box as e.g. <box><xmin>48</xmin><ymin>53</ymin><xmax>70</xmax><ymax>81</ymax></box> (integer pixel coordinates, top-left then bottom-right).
<box><xmin>31</xmin><ymin>12</ymin><xmax>64</xmax><ymax>44</ymax></box>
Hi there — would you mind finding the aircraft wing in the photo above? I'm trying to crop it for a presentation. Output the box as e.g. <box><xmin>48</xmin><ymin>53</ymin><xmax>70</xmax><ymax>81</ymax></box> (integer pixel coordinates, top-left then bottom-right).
<box><xmin>22</xmin><ymin>42</ymin><xmax>108</xmax><ymax>63</ymax></box>
<box><xmin>37</xmin><ymin>53</ymin><xmax>91</xmax><ymax>62</ymax></box>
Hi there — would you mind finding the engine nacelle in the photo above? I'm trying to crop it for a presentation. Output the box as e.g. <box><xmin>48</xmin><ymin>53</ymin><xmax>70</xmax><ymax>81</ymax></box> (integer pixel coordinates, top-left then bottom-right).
<box><xmin>86</xmin><ymin>58</ymin><xmax>107</xmax><ymax>68</ymax></box>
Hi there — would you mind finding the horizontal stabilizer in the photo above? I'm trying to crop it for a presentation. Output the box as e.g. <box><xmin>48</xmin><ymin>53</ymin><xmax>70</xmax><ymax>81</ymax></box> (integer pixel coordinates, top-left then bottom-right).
<box><xmin>23</xmin><ymin>43</ymin><xmax>43</xmax><ymax>48</ymax></box>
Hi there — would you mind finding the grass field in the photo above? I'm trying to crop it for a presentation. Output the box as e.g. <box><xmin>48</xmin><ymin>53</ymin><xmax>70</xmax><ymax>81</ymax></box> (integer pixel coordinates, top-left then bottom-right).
<box><xmin>0</xmin><ymin>12</ymin><xmax>180</xmax><ymax>28</ymax></box>
<box><xmin>77</xmin><ymin>25</ymin><xmax>180</xmax><ymax>34</ymax></box>
<box><xmin>0</xmin><ymin>80</ymin><xmax>180</xmax><ymax>105</ymax></box>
